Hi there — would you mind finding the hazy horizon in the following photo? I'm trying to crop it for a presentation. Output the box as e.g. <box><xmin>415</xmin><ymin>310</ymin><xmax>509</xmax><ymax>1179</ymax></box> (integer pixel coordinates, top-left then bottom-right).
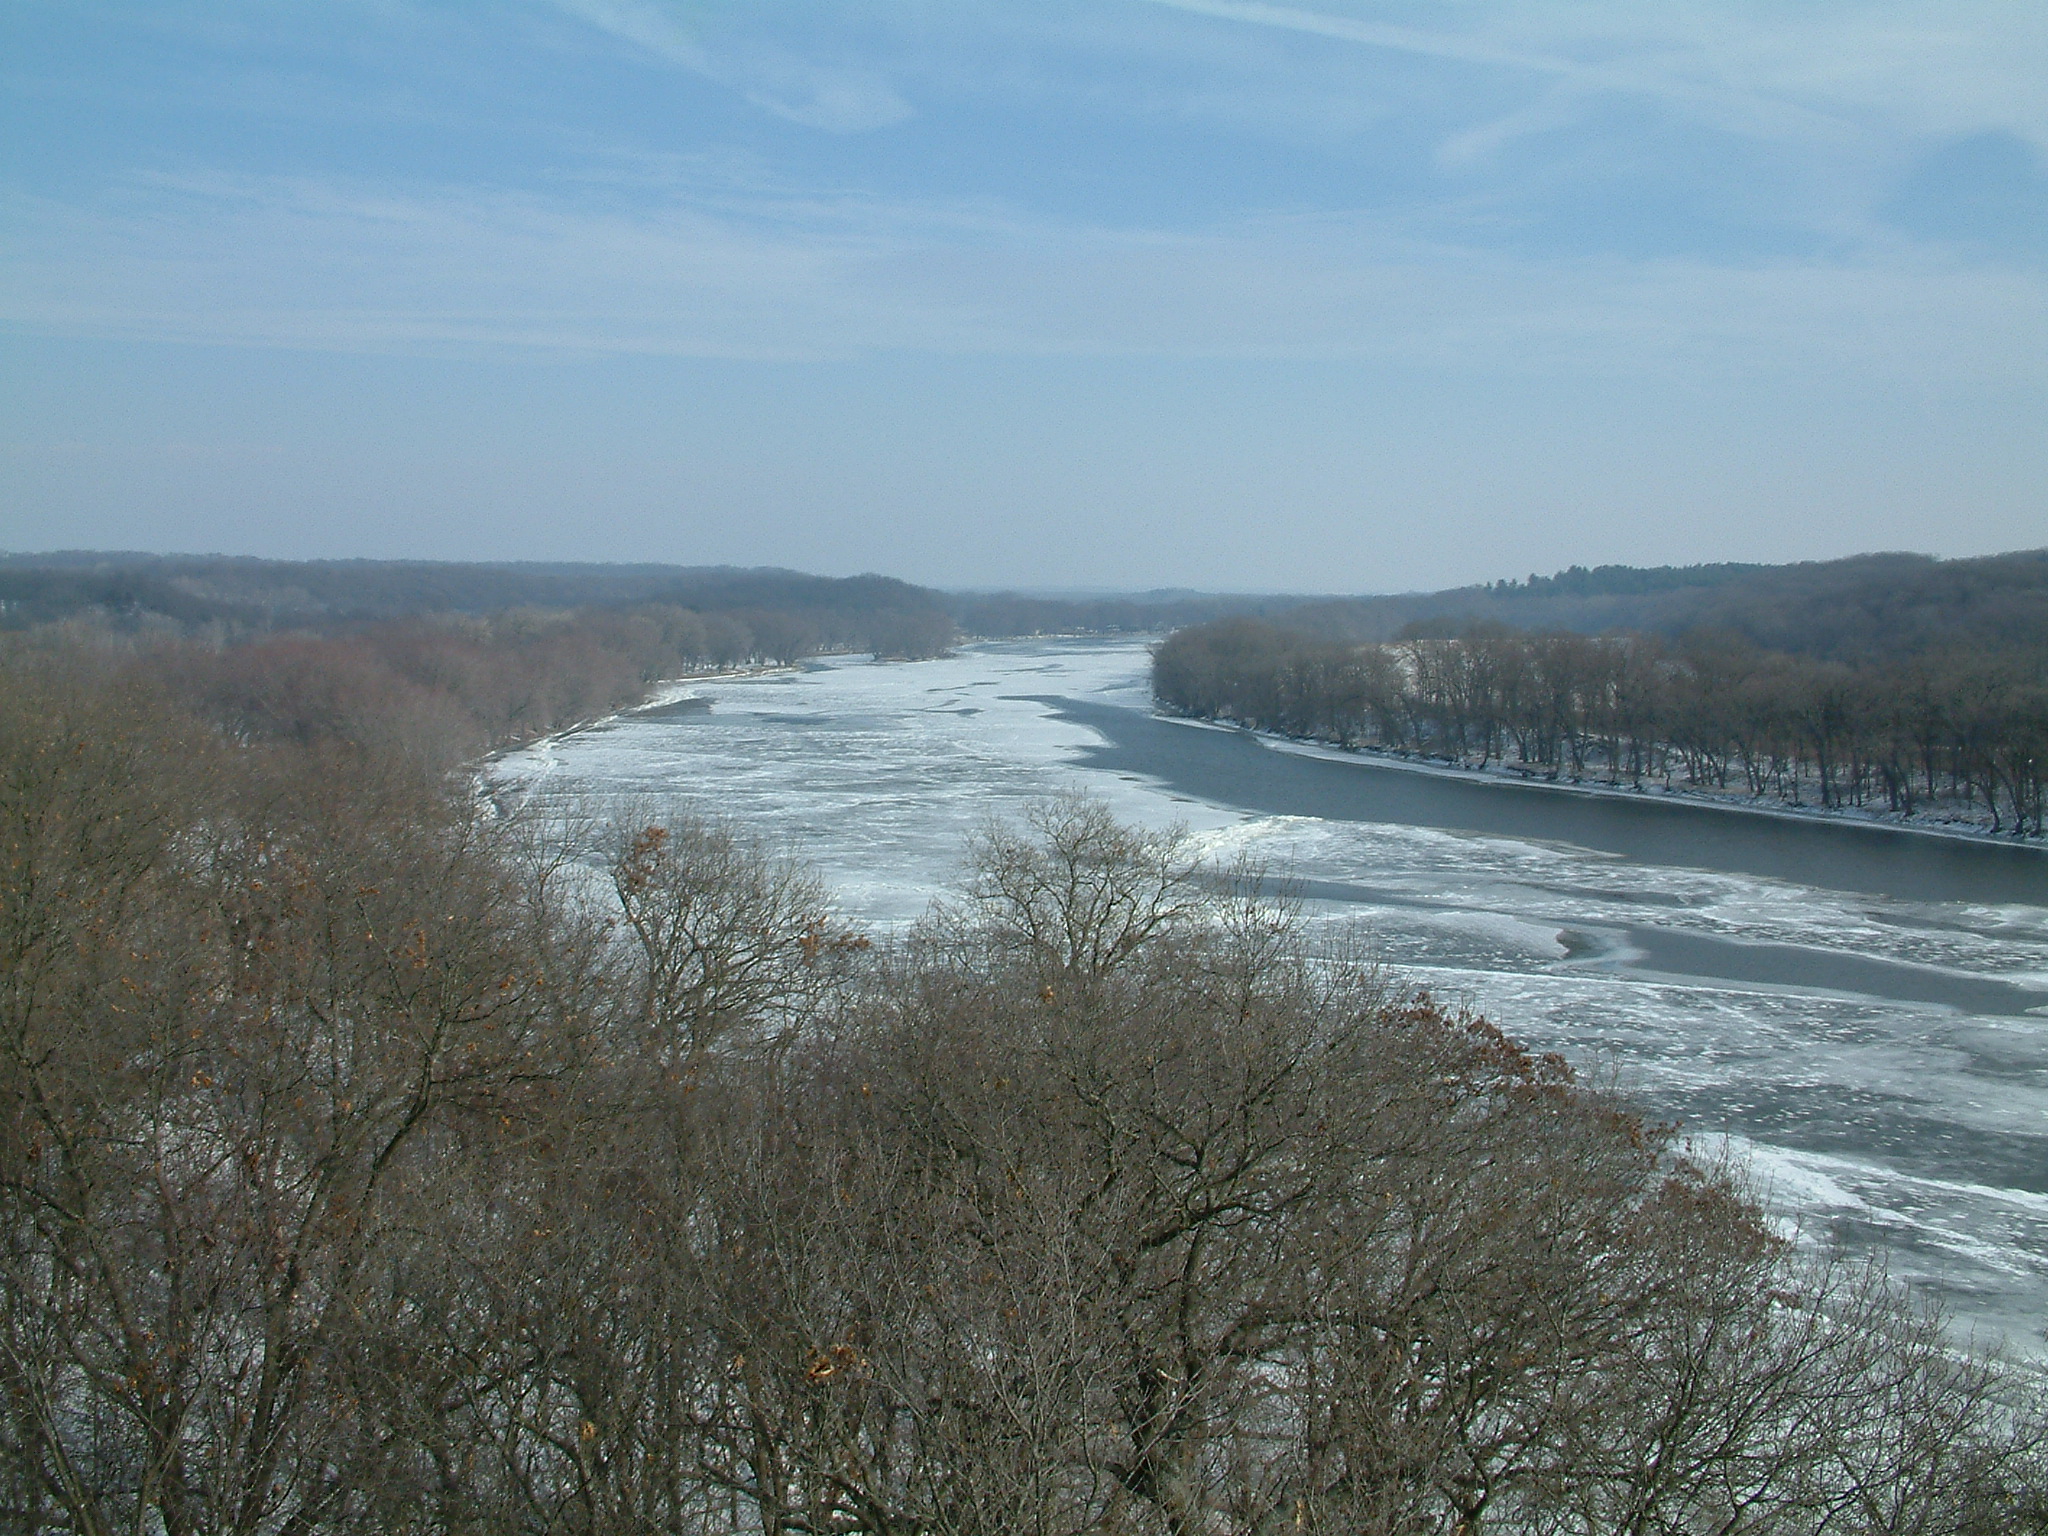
<box><xmin>9</xmin><ymin>545</ymin><xmax>2047</xmax><ymax>608</ymax></box>
<box><xmin>5</xmin><ymin>3</ymin><xmax>2044</xmax><ymax>590</ymax></box>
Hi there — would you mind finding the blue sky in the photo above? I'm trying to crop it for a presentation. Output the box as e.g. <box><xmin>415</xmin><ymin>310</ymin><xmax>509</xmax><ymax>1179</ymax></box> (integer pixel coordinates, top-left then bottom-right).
<box><xmin>3</xmin><ymin>1</ymin><xmax>2044</xmax><ymax>590</ymax></box>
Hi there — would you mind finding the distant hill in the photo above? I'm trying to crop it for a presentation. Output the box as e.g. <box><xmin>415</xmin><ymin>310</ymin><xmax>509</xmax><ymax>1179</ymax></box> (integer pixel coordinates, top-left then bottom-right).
<box><xmin>1274</xmin><ymin>549</ymin><xmax>2048</xmax><ymax>662</ymax></box>
<box><xmin>7</xmin><ymin>547</ymin><xmax>2043</xmax><ymax>662</ymax></box>
<box><xmin>943</xmin><ymin>588</ymin><xmax>1310</xmax><ymax>638</ymax></box>
<box><xmin>0</xmin><ymin>554</ymin><xmax>945</xmax><ymax>633</ymax></box>
<box><xmin>0</xmin><ymin>552</ymin><xmax>1298</xmax><ymax>641</ymax></box>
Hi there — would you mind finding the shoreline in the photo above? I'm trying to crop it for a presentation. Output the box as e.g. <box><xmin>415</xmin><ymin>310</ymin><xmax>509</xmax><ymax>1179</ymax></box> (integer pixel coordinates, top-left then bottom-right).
<box><xmin>1152</xmin><ymin>713</ymin><xmax>2048</xmax><ymax>855</ymax></box>
<box><xmin>491</xmin><ymin>661</ymin><xmax>803</xmax><ymax>757</ymax></box>
<box><xmin>484</xmin><ymin>639</ymin><xmax>2044</xmax><ymax>859</ymax></box>
<box><xmin>477</xmin><ymin>661</ymin><xmax>804</xmax><ymax>811</ymax></box>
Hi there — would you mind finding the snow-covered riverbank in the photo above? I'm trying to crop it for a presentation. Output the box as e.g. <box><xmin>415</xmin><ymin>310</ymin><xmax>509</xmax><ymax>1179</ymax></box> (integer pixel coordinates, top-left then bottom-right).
<box><xmin>481</xmin><ymin>662</ymin><xmax>802</xmax><ymax>796</ymax></box>
<box><xmin>1164</xmin><ymin>715</ymin><xmax>2048</xmax><ymax>852</ymax></box>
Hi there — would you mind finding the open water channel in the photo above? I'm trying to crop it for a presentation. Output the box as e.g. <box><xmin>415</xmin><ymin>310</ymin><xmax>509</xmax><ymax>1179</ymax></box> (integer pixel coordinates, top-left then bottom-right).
<box><xmin>489</xmin><ymin>637</ymin><xmax>2048</xmax><ymax>1359</ymax></box>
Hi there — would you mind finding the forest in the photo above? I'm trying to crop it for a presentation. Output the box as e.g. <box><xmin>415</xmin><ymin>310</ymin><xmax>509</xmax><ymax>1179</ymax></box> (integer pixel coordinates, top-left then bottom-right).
<box><xmin>0</xmin><ymin>554</ymin><xmax>1270</xmax><ymax>650</ymax></box>
<box><xmin>0</xmin><ymin>558</ymin><xmax>975</xmax><ymax>768</ymax></box>
<box><xmin>1153</xmin><ymin>593</ymin><xmax>2048</xmax><ymax>839</ymax></box>
<box><xmin>24</xmin><ymin>545</ymin><xmax>2037</xmax><ymax>671</ymax></box>
<box><xmin>4</xmin><ymin>600</ymin><xmax>2048</xmax><ymax>1532</ymax></box>
<box><xmin>1267</xmin><ymin>549</ymin><xmax>2048</xmax><ymax>661</ymax></box>
<box><xmin>0</xmin><ymin>554</ymin><xmax>957</xmax><ymax>644</ymax></box>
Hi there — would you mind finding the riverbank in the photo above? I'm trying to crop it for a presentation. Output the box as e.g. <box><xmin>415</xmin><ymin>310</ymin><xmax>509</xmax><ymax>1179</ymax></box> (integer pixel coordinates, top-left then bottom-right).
<box><xmin>478</xmin><ymin>660</ymin><xmax>804</xmax><ymax>814</ymax></box>
<box><xmin>503</xmin><ymin>661</ymin><xmax>801</xmax><ymax>748</ymax></box>
<box><xmin>1160</xmin><ymin>715</ymin><xmax>2047</xmax><ymax>853</ymax></box>
<box><xmin>1028</xmin><ymin>692</ymin><xmax>2048</xmax><ymax>906</ymax></box>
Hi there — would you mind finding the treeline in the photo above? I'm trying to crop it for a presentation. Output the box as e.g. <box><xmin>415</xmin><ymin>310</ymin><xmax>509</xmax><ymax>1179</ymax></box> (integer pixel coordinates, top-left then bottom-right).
<box><xmin>5</xmin><ymin>635</ymin><xmax>2047</xmax><ymax>1533</ymax></box>
<box><xmin>945</xmin><ymin>588</ymin><xmax>1305</xmax><ymax>638</ymax></box>
<box><xmin>159</xmin><ymin>607</ymin><xmax>811</xmax><ymax>765</ymax></box>
<box><xmin>13</xmin><ymin>603</ymin><xmax>933</xmax><ymax>773</ymax></box>
<box><xmin>12</xmin><ymin>546</ymin><xmax>2047</xmax><ymax>663</ymax></box>
<box><xmin>0</xmin><ymin>555</ymin><xmax>955</xmax><ymax>648</ymax></box>
<box><xmin>1277</xmin><ymin>548</ymin><xmax>2048</xmax><ymax>662</ymax></box>
<box><xmin>1156</xmin><ymin>618</ymin><xmax>2048</xmax><ymax>836</ymax></box>
<box><xmin>0</xmin><ymin>551</ymin><xmax>1318</xmax><ymax>648</ymax></box>
<box><xmin>0</xmin><ymin>556</ymin><xmax>972</xmax><ymax>761</ymax></box>
<box><xmin>0</xmin><ymin>553</ymin><xmax>1273</xmax><ymax>649</ymax></box>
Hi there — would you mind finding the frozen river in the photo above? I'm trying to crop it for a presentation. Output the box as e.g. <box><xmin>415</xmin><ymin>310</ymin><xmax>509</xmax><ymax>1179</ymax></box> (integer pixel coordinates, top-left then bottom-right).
<box><xmin>490</xmin><ymin>637</ymin><xmax>2048</xmax><ymax>1358</ymax></box>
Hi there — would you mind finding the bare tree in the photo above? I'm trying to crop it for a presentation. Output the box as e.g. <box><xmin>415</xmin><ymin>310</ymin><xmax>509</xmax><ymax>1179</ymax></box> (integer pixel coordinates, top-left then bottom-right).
<box><xmin>947</xmin><ymin>794</ymin><xmax>1209</xmax><ymax>987</ymax></box>
<box><xmin>608</xmin><ymin>810</ymin><xmax>865</xmax><ymax>1063</ymax></box>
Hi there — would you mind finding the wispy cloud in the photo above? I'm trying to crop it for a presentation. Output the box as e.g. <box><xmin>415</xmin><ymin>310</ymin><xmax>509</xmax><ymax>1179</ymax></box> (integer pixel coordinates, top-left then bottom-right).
<box><xmin>5</xmin><ymin>167</ymin><xmax>2041</xmax><ymax>387</ymax></box>
<box><xmin>1137</xmin><ymin>0</ymin><xmax>1590</xmax><ymax>82</ymax></box>
<box><xmin>6</xmin><ymin>3</ymin><xmax>2044</xmax><ymax>377</ymax></box>
<box><xmin>4</xmin><ymin>2</ymin><xmax>2044</xmax><ymax>576</ymax></box>
<box><xmin>547</xmin><ymin>0</ymin><xmax>913</xmax><ymax>131</ymax></box>
<box><xmin>1136</xmin><ymin>0</ymin><xmax>2048</xmax><ymax>151</ymax></box>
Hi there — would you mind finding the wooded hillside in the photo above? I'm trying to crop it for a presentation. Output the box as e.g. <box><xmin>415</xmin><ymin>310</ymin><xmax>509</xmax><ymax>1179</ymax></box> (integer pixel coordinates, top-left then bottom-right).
<box><xmin>1278</xmin><ymin>548</ymin><xmax>2048</xmax><ymax>662</ymax></box>
<box><xmin>1155</xmin><ymin>550</ymin><xmax>2048</xmax><ymax>839</ymax></box>
<box><xmin>0</xmin><ymin>554</ymin><xmax>1285</xmax><ymax>649</ymax></box>
<box><xmin>0</xmin><ymin>555</ymin><xmax>958</xmax><ymax>657</ymax></box>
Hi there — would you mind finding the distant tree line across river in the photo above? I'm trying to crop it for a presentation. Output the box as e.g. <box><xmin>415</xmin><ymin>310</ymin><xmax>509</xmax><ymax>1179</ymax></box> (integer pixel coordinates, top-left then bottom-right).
<box><xmin>1152</xmin><ymin>550</ymin><xmax>2048</xmax><ymax>840</ymax></box>
<box><xmin>1263</xmin><ymin>547</ymin><xmax>2048</xmax><ymax>661</ymax></box>
<box><xmin>0</xmin><ymin>557</ymin><xmax>975</xmax><ymax>760</ymax></box>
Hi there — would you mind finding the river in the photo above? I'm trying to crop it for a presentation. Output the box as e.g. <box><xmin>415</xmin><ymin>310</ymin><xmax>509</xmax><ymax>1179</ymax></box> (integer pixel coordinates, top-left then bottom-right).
<box><xmin>489</xmin><ymin>637</ymin><xmax>2048</xmax><ymax>1359</ymax></box>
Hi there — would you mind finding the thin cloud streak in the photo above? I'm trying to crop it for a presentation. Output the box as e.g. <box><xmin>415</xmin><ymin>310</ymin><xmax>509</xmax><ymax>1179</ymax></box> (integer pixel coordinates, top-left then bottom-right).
<box><xmin>1135</xmin><ymin>0</ymin><xmax>1595</xmax><ymax>83</ymax></box>
<box><xmin>1136</xmin><ymin>0</ymin><xmax>2047</xmax><ymax>152</ymax></box>
<box><xmin>547</xmin><ymin>0</ymin><xmax>915</xmax><ymax>131</ymax></box>
<box><xmin>5</xmin><ymin>170</ymin><xmax>2041</xmax><ymax>385</ymax></box>
<box><xmin>1139</xmin><ymin>0</ymin><xmax>1867</xmax><ymax>152</ymax></box>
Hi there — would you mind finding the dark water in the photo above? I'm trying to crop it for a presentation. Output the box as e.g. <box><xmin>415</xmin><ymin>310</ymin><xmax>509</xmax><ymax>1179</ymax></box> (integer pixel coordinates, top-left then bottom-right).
<box><xmin>1039</xmin><ymin>698</ymin><xmax>2048</xmax><ymax>907</ymax></box>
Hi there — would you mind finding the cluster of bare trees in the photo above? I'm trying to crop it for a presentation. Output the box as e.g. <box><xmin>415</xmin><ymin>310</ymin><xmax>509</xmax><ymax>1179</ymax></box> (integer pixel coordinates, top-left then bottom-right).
<box><xmin>1155</xmin><ymin>619</ymin><xmax>2048</xmax><ymax>837</ymax></box>
<box><xmin>0</xmin><ymin>557</ymin><xmax>964</xmax><ymax>663</ymax></box>
<box><xmin>5</xmin><ymin>645</ymin><xmax>2046</xmax><ymax>1533</ymax></box>
<box><xmin>7</xmin><ymin>584</ymin><xmax>962</xmax><ymax>777</ymax></box>
<box><xmin>12</xmin><ymin>598</ymin><xmax>953</xmax><ymax>778</ymax></box>
<box><xmin>162</xmin><ymin>607</ymin><xmax>785</xmax><ymax>761</ymax></box>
